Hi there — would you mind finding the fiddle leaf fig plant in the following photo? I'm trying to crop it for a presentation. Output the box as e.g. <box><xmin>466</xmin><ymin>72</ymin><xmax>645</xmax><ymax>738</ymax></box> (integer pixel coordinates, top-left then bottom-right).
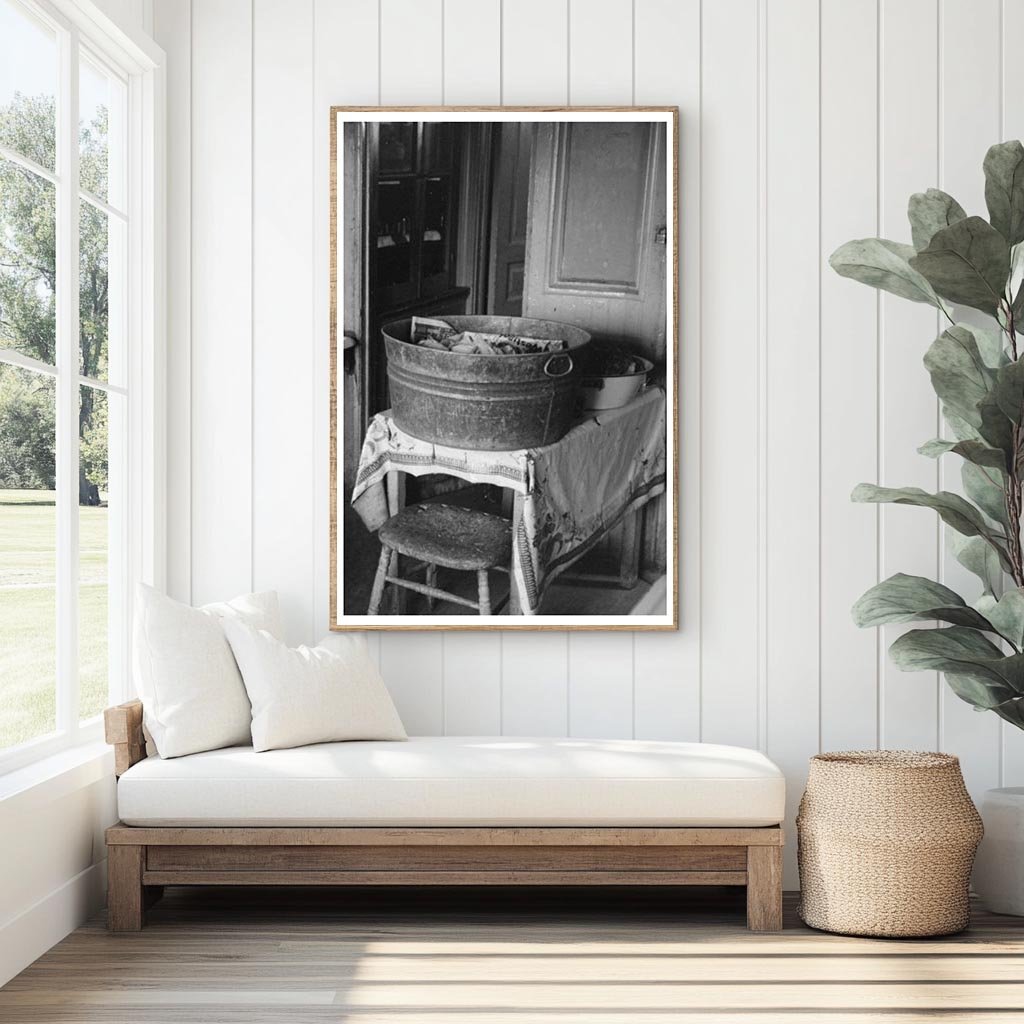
<box><xmin>832</xmin><ymin>140</ymin><xmax>1024</xmax><ymax>731</ymax></box>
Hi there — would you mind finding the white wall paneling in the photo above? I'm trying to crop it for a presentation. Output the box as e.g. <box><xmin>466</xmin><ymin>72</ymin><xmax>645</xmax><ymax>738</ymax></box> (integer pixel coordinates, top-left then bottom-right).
<box><xmin>154</xmin><ymin>0</ymin><xmax>1024</xmax><ymax>887</ymax></box>
<box><xmin>188</xmin><ymin>0</ymin><xmax>253</xmax><ymax>606</ymax></box>
<box><xmin>698</xmin><ymin>0</ymin><xmax>761</xmax><ymax>751</ymax></box>
<box><xmin>764</xmin><ymin>0</ymin><xmax>820</xmax><ymax>882</ymax></box>
<box><xmin>155</xmin><ymin>0</ymin><xmax>190</xmax><ymax>604</ymax></box>
<box><xmin>818</xmin><ymin>0</ymin><xmax>879</xmax><ymax>756</ymax></box>
<box><xmin>252</xmin><ymin>0</ymin><xmax>316</xmax><ymax>645</ymax></box>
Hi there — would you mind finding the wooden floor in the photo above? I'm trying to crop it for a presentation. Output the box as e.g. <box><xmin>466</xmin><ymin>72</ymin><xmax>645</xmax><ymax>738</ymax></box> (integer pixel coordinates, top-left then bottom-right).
<box><xmin>3</xmin><ymin>885</ymin><xmax>1024</xmax><ymax>1022</ymax></box>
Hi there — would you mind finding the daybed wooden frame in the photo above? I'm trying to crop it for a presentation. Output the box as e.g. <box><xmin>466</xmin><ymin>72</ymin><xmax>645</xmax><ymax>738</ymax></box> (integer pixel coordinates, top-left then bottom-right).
<box><xmin>104</xmin><ymin>700</ymin><xmax>784</xmax><ymax>932</ymax></box>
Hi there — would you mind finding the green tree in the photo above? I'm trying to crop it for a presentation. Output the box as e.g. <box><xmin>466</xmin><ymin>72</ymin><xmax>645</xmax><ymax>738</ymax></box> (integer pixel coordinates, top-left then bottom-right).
<box><xmin>0</xmin><ymin>92</ymin><xmax>109</xmax><ymax>502</ymax></box>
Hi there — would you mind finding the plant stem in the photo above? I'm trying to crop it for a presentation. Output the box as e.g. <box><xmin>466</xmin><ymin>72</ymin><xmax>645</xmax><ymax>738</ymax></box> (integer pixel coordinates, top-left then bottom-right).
<box><xmin>1005</xmin><ymin>305</ymin><xmax>1024</xmax><ymax>587</ymax></box>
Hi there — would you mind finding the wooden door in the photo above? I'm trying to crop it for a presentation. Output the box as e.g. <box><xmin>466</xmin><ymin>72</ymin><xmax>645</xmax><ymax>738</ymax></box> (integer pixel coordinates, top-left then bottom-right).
<box><xmin>522</xmin><ymin>122</ymin><xmax>667</xmax><ymax>363</ymax></box>
<box><xmin>487</xmin><ymin>122</ymin><xmax>534</xmax><ymax>316</ymax></box>
<box><xmin>340</xmin><ymin>122</ymin><xmax>366</xmax><ymax>496</ymax></box>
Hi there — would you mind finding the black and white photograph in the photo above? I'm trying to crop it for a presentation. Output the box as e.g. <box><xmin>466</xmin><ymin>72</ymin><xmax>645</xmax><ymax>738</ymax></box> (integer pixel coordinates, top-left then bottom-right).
<box><xmin>331</xmin><ymin>109</ymin><xmax>677</xmax><ymax>629</ymax></box>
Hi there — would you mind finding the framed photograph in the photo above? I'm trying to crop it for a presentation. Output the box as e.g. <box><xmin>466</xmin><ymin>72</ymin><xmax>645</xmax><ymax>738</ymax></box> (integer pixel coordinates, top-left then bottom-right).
<box><xmin>330</xmin><ymin>107</ymin><xmax>678</xmax><ymax>630</ymax></box>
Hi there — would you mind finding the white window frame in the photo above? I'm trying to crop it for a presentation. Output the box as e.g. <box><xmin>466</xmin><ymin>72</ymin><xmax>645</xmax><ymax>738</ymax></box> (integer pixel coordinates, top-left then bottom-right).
<box><xmin>0</xmin><ymin>0</ymin><xmax>164</xmax><ymax>775</ymax></box>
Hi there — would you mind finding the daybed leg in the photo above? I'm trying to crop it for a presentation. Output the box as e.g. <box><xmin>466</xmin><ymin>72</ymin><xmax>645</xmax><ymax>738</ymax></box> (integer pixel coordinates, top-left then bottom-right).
<box><xmin>746</xmin><ymin>845</ymin><xmax>783</xmax><ymax>932</ymax></box>
<box><xmin>108</xmin><ymin>845</ymin><xmax>145</xmax><ymax>932</ymax></box>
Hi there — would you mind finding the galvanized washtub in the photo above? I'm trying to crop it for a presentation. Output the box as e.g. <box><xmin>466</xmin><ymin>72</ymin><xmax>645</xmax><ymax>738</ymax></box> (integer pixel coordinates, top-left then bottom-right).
<box><xmin>383</xmin><ymin>315</ymin><xmax>591</xmax><ymax>451</ymax></box>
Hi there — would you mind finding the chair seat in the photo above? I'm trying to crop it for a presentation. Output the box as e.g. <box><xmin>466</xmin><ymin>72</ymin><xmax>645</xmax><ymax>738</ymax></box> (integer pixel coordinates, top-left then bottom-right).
<box><xmin>379</xmin><ymin>503</ymin><xmax>512</xmax><ymax>571</ymax></box>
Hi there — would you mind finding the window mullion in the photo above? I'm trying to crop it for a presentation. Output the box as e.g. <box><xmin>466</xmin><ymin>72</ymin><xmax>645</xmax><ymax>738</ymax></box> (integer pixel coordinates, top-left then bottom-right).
<box><xmin>55</xmin><ymin>24</ymin><xmax>81</xmax><ymax>734</ymax></box>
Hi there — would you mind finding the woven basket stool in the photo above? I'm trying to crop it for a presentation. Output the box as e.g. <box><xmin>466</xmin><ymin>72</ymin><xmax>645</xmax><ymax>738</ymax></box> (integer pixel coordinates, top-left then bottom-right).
<box><xmin>797</xmin><ymin>751</ymin><xmax>983</xmax><ymax>938</ymax></box>
<box><xmin>368</xmin><ymin>503</ymin><xmax>513</xmax><ymax>616</ymax></box>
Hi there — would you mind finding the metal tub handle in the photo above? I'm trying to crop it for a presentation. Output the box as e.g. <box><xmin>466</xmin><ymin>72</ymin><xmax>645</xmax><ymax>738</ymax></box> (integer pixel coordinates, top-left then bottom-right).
<box><xmin>543</xmin><ymin>353</ymin><xmax>574</xmax><ymax>378</ymax></box>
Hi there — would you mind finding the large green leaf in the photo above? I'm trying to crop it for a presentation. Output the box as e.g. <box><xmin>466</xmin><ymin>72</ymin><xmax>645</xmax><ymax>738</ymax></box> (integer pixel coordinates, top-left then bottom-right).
<box><xmin>993</xmin><ymin>357</ymin><xmax>1024</xmax><ymax>423</ymax></box>
<box><xmin>951</xmin><ymin>532</ymin><xmax>1004</xmax><ymax>596</ymax></box>
<box><xmin>923</xmin><ymin>325</ymin><xmax>996</xmax><ymax>427</ymax></box>
<box><xmin>944</xmin><ymin>671</ymin><xmax>1024</xmax><ymax>714</ymax></box>
<box><xmin>830</xmin><ymin>238</ymin><xmax>944</xmax><ymax>307</ymax></box>
<box><xmin>942</xmin><ymin>406</ymin><xmax>983</xmax><ymax>442</ymax></box>
<box><xmin>909</xmin><ymin>216</ymin><xmax>1010</xmax><ymax>314</ymax></box>
<box><xmin>967</xmin><ymin>322</ymin><xmax>1011</xmax><ymax>368</ymax></box>
<box><xmin>852</xmin><ymin>573</ymin><xmax>994</xmax><ymax>630</ymax></box>
<box><xmin>908</xmin><ymin>188</ymin><xmax>968</xmax><ymax>251</ymax></box>
<box><xmin>961</xmin><ymin>461</ymin><xmax>1009</xmax><ymax>527</ymax></box>
<box><xmin>889</xmin><ymin>627</ymin><xmax>1024</xmax><ymax>704</ymax></box>
<box><xmin>851</xmin><ymin>483</ymin><xmax>1010</xmax><ymax>557</ymax></box>
<box><xmin>918</xmin><ymin>437</ymin><xmax>1007</xmax><ymax>470</ymax></box>
<box><xmin>978</xmin><ymin>391</ymin><xmax>1016</xmax><ymax>458</ymax></box>
<box><xmin>984</xmin><ymin>140</ymin><xmax>1024</xmax><ymax>246</ymax></box>
<box><xmin>977</xmin><ymin>589</ymin><xmax>1024</xmax><ymax>649</ymax></box>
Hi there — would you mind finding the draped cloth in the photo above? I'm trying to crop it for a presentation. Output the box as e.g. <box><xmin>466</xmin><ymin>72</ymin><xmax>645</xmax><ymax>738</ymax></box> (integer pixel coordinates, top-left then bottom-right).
<box><xmin>351</xmin><ymin>388</ymin><xmax>667</xmax><ymax>615</ymax></box>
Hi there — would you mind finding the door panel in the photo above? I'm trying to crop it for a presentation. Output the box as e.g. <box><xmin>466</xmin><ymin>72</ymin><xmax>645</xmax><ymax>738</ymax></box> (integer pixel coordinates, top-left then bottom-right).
<box><xmin>523</xmin><ymin>122</ymin><xmax>667</xmax><ymax>363</ymax></box>
<box><xmin>488</xmin><ymin>122</ymin><xmax>534</xmax><ymax>316</ymax></box>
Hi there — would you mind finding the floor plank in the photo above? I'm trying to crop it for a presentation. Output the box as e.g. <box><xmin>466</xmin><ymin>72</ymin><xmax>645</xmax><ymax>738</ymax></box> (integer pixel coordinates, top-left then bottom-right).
<box><xmin>3</xmin><ymin>887</ymin><xmax>1024</xmax><ymax>1021</ymax></box>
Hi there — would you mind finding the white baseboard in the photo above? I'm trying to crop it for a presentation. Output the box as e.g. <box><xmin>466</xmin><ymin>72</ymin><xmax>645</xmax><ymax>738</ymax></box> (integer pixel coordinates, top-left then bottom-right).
<box><xmin>0</xmin><ymin>859</ymin><xmax>107</xmax><ymax>987</ymax></box>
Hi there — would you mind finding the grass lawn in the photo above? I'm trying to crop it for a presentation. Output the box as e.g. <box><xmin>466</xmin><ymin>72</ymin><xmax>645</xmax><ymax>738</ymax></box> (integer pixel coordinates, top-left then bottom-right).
<box><xmin>0</xmin><ymin>489</ymin><xmax>109</xmax><ymax>751</ymax></box>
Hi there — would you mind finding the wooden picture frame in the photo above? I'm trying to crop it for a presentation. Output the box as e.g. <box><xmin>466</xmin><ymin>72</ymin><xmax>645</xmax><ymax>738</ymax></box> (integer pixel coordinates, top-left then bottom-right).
<box><xmin>330</xmin><ymin>107</ymin><xmax>679</xmax><ymax>631</ymax></box>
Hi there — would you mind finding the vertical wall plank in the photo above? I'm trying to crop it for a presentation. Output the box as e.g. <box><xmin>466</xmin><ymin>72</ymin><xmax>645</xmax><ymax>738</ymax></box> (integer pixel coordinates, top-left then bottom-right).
<box><xmin>498</xmin><ymin>0</ymin><xmax>572</xmax><ymax>736</ymax></box>
<box><xmin>699</xmin><ymin>0</ymin><xmax>760</xmax><ymax>750</ymax></box>
<box><xmin>501</xmin><ymin>0</ymin><xmax>568</xmax><ymax>103</ymax></box>
<box><xmin>938</xmin><ymin>0</ymin><xmax>1002</xmax><ymax>795</ymax></box>
<box><xmin>1002</xmin><ymin>0</ymin><xmax>1024</xmax><ymax>786</ymax></box>
<box><xmin>568</xmin><ymin>634</ymin><xmax>635</xmax><ymax>738</ymax></box>
<box><xmin>153</xmin><ymin>0</ymin><xmax>191</xmax><ymax>604</ymax></box>
<box><xmin>562</xmin><ymin>0</ymin><xmax>637</xmax><ymax>734</ymax></box>
<box><xmin>189</xmin><ymin>0</ymin><xmax>253</xmax><ymax>605</ymax></box>
<box><xmin>444</xmin><ymin>636</ymin><xmax>502</xmax><ymax>734</ymax></box>
<box><xmin>764</xmin><ymin>0</ymin><xmax>821</xmax><ymax>884</ymax></box>
<box><xmin>380</xmin><ymin>634</ymin><xmax>445</xmax><ymax>734</ymax></box>
<box><xmin>878</xmin><ymin>0</ymin><xmax>940</xmax><ymax>751</ymax></box>
<box><xmin>443</xmin><ymin>0</ymin><xmax>501</xmax><ymax>105</ymax></box>
<box><xmin>502</xmin><ymin>633</ymin><xmax>569</xmax><ymax>735</ymax></box>
<box><xmin>632</xmin><ymin>0</ymin><xmax>701</xmax><ymax>742</ymax></box>
<box><xmin>819</xmin><ymin>0</ymin><xmax>879</xmax><ymax>754</ymax></box>
<box><xmin>568</xmin><ymin>0</ymin><xmax>632</xmax><ymax>104</ymax></box>
<box><xmin>441</xmin><ymin>0</ymin><xmax>503</xmax><ymax>733</ymax></box>
<box><xmin>252</xmin><ymin>0</ymin><xmax>315</xmax><ymax>645</ymax></box>
<box><xmin>380</xmin><ymin>0</ymin><xmax>443</xmax><ymax>104</ymax></box>
<box><xmin>312</xmin><ymin>0</ymin><xmax>379</xmax><ymax>647</ymax></box>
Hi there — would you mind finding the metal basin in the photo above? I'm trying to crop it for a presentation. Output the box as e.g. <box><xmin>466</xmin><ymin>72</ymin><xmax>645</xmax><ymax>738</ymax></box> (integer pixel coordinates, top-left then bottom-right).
<box><xmin>383</xmin><ymin>315</ymin><xmax>591</xmax><ymax>451</ymax></box>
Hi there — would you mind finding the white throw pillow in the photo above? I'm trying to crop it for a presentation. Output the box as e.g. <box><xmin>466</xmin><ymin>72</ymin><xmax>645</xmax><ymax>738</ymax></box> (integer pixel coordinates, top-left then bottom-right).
<box><xmin>223</xmin><ymin>622</ymin><xmax>407</xmax><ymax>752</ymax></box>
<box><xmin>133</xmin><ymin>584</ymin><xmax>283</xmax><ymax>758</ymax></box>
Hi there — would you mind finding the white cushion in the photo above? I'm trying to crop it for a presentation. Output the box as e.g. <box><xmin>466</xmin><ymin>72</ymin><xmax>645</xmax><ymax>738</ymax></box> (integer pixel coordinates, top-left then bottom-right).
<box><xmin>133</xmin><ymin>585</ymin><xmax>283</xmax><ymax>759</ymax></box>
<box><xmin>222</xmin><ymin>621</ymin><xmax>407</xmax><ymax>752</ymax></box>
<box><xmin>116</xmin><ymin>736</ymin><xmax>786</xmax><ymax>827</ymax></box>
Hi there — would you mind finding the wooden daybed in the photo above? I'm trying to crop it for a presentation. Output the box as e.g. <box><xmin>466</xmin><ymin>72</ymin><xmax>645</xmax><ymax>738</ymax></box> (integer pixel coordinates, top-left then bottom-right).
<box><xmin>104</xmin><ymin>700</ymin><xmax>785</xmax><ymax>932</ymax></box>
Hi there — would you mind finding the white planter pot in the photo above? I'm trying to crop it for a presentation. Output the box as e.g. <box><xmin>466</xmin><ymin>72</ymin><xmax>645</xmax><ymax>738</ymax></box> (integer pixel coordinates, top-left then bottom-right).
<box><xmin>973</xmin><ymin>787</ymin><xmax>1024</xmax><ymax>916</ymax></box>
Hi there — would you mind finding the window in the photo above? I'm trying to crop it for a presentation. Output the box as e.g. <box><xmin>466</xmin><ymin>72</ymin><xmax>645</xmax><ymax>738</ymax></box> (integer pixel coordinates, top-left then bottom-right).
<box><xmin>0</xmin><ymin>0</ymin><xmax>159</xmax><ymax>771</ymax></box>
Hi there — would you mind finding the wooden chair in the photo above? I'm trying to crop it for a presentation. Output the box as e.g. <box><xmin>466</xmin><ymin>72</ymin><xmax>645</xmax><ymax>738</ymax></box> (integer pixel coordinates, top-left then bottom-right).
<box><xmin>368</xmin><ymin>503</ymin><xmax>513</xmax><ymax>616</ymax></box>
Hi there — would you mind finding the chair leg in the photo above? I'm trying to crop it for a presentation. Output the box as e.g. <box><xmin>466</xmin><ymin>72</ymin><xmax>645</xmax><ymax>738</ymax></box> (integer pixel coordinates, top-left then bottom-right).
<box><xmin>426</xmin><ymin>563</ymin><xmax>438</xmax><ymax>613</ymax></box>
<box><xmin>368</xmin><ymin>544</ymin><xmax>392</xmax><ymax>615</ymax></box>
<box><xmin>477</xmin><ymin>569</ymin><xmax>491</xmax><ymax>615</ymax></box>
